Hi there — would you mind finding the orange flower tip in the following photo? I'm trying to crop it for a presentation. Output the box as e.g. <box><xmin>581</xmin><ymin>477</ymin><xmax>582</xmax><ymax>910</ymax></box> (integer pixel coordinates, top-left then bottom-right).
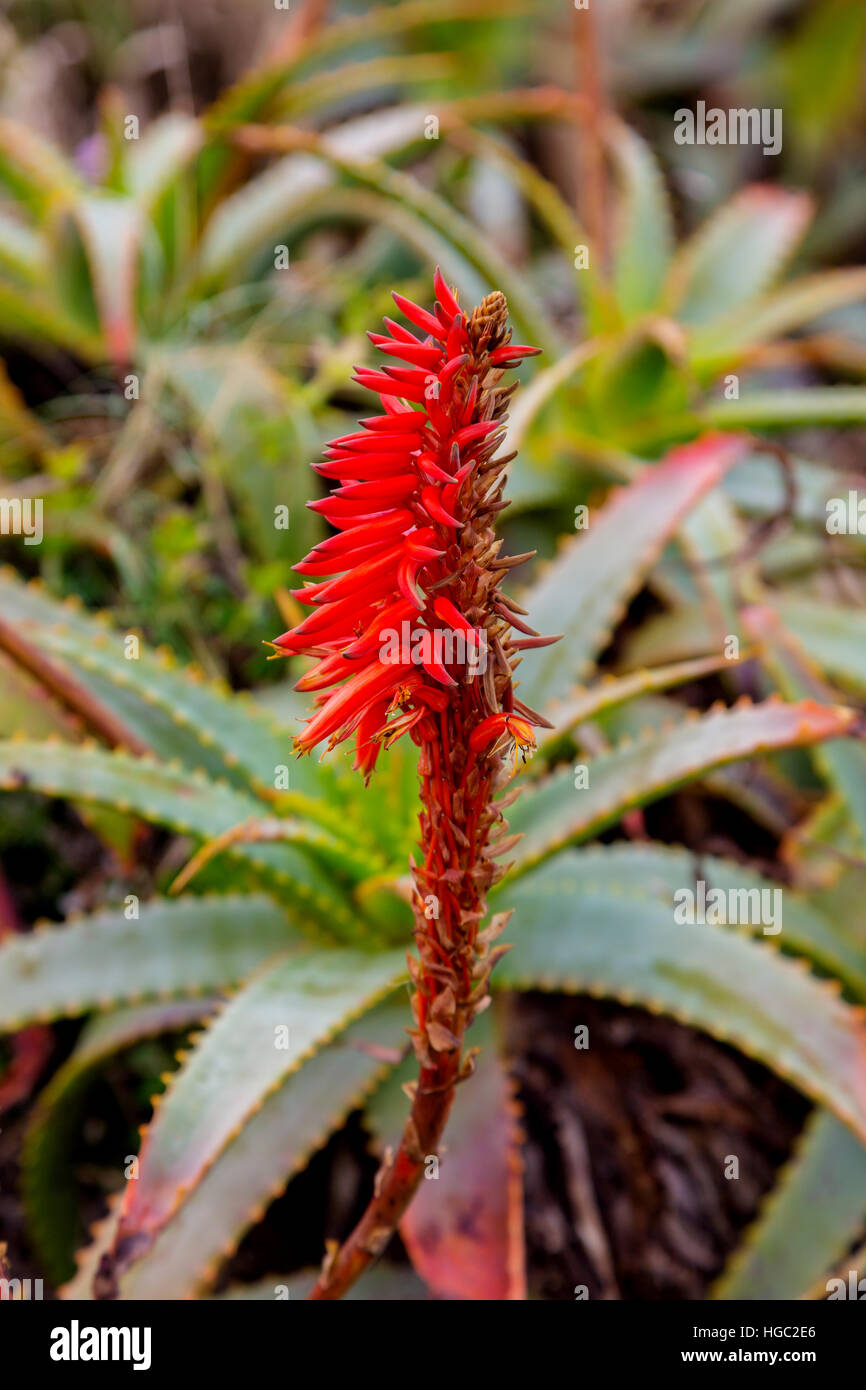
<box><xmin>468</xmin><ymin>712</ymin><xmax>536</xmax><ymax>756</ymax></box>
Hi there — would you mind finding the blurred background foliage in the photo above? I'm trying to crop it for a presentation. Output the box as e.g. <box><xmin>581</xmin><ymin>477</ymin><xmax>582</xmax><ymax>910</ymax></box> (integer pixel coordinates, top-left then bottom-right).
<box><xmin>0</xmin><ymin>0</ymin><xmax>864</xmax><ymax>680</ymax></box>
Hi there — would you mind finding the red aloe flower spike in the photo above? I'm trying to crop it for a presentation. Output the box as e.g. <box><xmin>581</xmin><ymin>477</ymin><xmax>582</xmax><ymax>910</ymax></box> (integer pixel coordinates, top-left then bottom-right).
<box><xmin>272</xmin><ymin>273</ymin><xmax>555</xmax><ymax>1300</ymax></box>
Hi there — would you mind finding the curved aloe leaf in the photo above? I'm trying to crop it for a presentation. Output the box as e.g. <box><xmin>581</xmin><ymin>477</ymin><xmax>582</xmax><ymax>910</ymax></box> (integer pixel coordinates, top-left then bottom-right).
<box><xmin>610</xmin><ymin>123</ymin><xmax>673</xmax><ymax>318</ymax></box>
<box><xmin>531</xmin><ymin>842</ymin><xmax>866</xmax><ymax>1000</ymax></box>
<box><xmin>618</xmin><ymin>603</ymin><xmax>714</xmax><ymax>669</ymax></box>
<box><xmin>59</xmin><ymin>1198</ymin><xmax>122</xmax><ymax>1301</ymax></box>
<box><xmin>744</xmin><ymin>604</ymin><xmax>866</xmax><ymax>845</ymax></box>
<box><xmin>107</xmin><ymin>948</ymin><xmax>407</xmax><ymax>1281</ymax></box>
<box><xmin>581</xmin><ymin>691</ymin><xmax>813</xmax><ymax>839</ymax></box>
<box><xmin>0</xmin><ymin>569</ymin><xmax>311</xmax><ymax>798</ymax></box>
<box><xmin>0</xmin><ymin>895</ymin><xmax>299</xmax><ymax>1032</ymax></box>
<box><xmin>196</xmin><ymin>106</ymin><xmax>430</xmax><ymax>283</ymax></box>
<box><xmin>126</xmin><ymin>113</ymin><xmax>203</xmax><ymax>210</ymax></box>
<box><xmin>492</xmin><ymin>854</ymin><xmax>866</xmax><ymax>1142</ymax></box>
<box><xmin>690</xmin><ymin>266</ymin><xmax>866</xmax><ymax>373</ymax></box>
<box><xmin>204</xmin><ymin>0</ymin><xmax>528</xmax><ymax>134</ymax></box>
<box><xmin>279</xmin><ymin>131</ymin><xmax>559</xmax><ymax>353</ymax></box>
<box><xmin>204</xmin><ymin>116</ymin><xmax>557</xmax><ymax>351</ymax></box>
<box><xmin>170</xmin><ymin>814</ymin><xmax>378</xmax><ymax>895</ymax></box>
<box><xmin>665</xmin><ymin>185</ymin><xmax>812</xmax><ymax>325</ymax></box>
<box><xmin>0</xmin><ymin>117</ymin><xmax>81</xmax><ymax>212</ymax></box>
<box><xmin>510</xmin><ymin>698</ymin><xmax>857</xmax><ymax>874</ymax></box>
<box><xmin>116</xmin><ymin>996</ymin><xmax>408</xmax><ymax>1300</ymax></box>
<box><xmin>713</xmin><ymin>1109</ymin><xmax>866</xmax><ymax>1300</ymax></box>
<box><xmin>0</xmin><ymin>209</ymin><xmax>43</xmax><ymax>283</ymax></box>
<box><xmin>277</xmin><ymin>53</ymin><xmax>458</xmax><ymax>121</ymax></box>
<box><xmin>0</xmin><ymin>740</ymin><xmax>354</xmax><ymax>933</ymax></box>
<box><xmin>534</xmin><ymin>652</ymin><xmax>742</xmax><ymax>763</ymax></box>
<box><xmin>59</xmin><ymin>196</ymin><xmax>143</xmax><ymax>363</ymax></box>
<box><xmin>23</xmin><ymin>998</ymin><xmax>216</xmax><ymax>1284</ymax></box>
<box><xmin>774</xmin><ymin>596</ymin><xmax>866</xmax><ymax>696</ymax></box>
<box><xmin>703</xmin><ymin>386</ymin><xmax>866</xmax><ymax>429</ymax></box>
<box><xmin>516</xmin><ymin>434</ymin><xmax>746</xmax><ymax>712</ymax></box>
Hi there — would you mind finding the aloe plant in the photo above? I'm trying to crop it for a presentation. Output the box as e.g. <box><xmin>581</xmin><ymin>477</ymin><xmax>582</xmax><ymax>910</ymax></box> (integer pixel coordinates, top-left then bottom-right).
<box><xmin>0</xmin><ymin>412</ymin><xmax>864</xmax><ymax>1298</ymax></box>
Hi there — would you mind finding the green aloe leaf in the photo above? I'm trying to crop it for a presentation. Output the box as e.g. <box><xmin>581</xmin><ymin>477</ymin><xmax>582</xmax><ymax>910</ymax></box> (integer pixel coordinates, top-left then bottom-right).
<box><xmin>56</xmin><ymin>196</ymin><xmax>143</xmax><ymax>363</ymax></box>
<box><xmin>58</xmin><ymin>1199</ymin><xmax>122</xmax><ymax>1301</ymax></box>
<box><xmin>510</xmin><ymin>698</ymin><xmax>857</xmax><ymax>874</ymax></box>
<box><xmin>689</xmin><ymin>266</ymin><xmax>866</xmax><ymax>371</ymax></box>
<box><xmin>534</xmin><ymin>652</ymin><xmax>742</xmax><ymax>763</ymax></box>
<box><xmin>0</xmin><ymin>741</ymin><xmax>350</xmax><ymax>930</ymax></box>
<box><xmin>0</xmin><ymin>279</ymin><xmax>101</xmax><ymax>358</ymax></box>
<box><xmin>0</xmin><ymin>569</ymin><xmax>309</xmax><ymax>798</ymax></box>
<box><xmin>531</xmin><ymin>843</ymin><xmax>866</xmax><ymax>1000</ymax></box>
<box><xmin>703</xmin><ymin>387</ymin><xmax>866</xmax><ymax>429</ymax></box>
<box><xmin>744</xmin><ymin>604</ymin><xmax>866</xmax><ymax>845</ymax></box>
<box><xmin>107</xmin><ymin>948</ymin><xmax>407</xmax><ymax>1279</ymax></box>
<box><xmin>492</xmin><ymin>854</ymin><xmax>866</xmax><ymax>1143</ymax></box>
<box><xmin>278</xmin><ymin>130</ymin><xmax>559</xmax><ymax>353</ymax></box>
<box><xmin>516</xmin><ymin>433</ymin><xmax>746</xmax><ymax>713</ymax></box>
<box><xmin>116</xmin><ymin>996</ymin><xmax>408</xmax><ymax>1300</ymax></box>
<box><xmin>126</xmin><ymin>113</ymin><xmax>203</xmax><ymax>210</ymax></box>
<box><xmin>0</xmin><ymin>209</ymin><xmax>43</xmax><ymax>283</ymax></box>
<box><xmin>0</xmin><ymin>895</ymin><xmax>299</xmax><ymax>1031</ymax></box>
<box><xmin>0</xmin><ymin>117</ymin><xmax>81</xmax><ymax>212</ymax></box>
<box><xmin>665</xmin><ymin>185</ymin><xmax>812</xmax><ymax>325</ymax></box>
<box><xmin>610</xmin><ymin>122</ymin><xmax>674</xmax><ymax>318</ymax></box>
<box><xmin>774</xmin><ymin>596</ymin><xmax>866</xmax><ymax>696</ymax></box>
<box><xmin>22</xmin><ymin>998</ymin><xmax>216</xmax><ymax>1284</ymax></box>
<box><xmin>713</xmin><ymin>1110</ymin><xmax>866</xmax><ymax>1300</ymax></box>
<box><xmin>204</xmin><ymin>0</ymin><xmax>528</xmax><ymax>134</ymax></box>
<box><xmin>196</xmin><ymin>106</ymin><xmax>429</xmax><ymax>284</ymax></box>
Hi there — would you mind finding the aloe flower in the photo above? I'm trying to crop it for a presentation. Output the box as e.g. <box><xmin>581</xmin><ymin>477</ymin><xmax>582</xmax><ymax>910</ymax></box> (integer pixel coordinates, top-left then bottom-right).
<box><xmin>273</xmin><ymin>272</ymin><xmax>556</xmax><ymax>1298</ymax></box>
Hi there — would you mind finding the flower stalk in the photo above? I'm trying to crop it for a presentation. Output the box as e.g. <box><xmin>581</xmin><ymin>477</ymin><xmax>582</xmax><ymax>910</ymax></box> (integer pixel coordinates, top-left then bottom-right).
<box><xmin>272</xmin><ymin>273</ymin><xmax>556</xmax><ymax>1299</ymax></box>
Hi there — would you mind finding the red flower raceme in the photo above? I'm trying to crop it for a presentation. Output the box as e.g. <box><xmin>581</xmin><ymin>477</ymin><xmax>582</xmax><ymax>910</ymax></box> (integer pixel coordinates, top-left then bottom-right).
<box><xmin>272</xmin><ymin>269</ymin><xmax>552</xmax><ymax>779</ymax></box>
<box><xmin>272</xmin><ymin>273</ymin><xmax>557</xmax><ymax>1300</ymax></box>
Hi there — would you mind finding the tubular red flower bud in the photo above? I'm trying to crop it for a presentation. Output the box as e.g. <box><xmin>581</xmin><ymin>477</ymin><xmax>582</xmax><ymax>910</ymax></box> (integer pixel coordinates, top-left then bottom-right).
<box><xmin>420</xmin><ymin>485</ymin><xmax>460</xmax><ymax>528</ymax></box>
